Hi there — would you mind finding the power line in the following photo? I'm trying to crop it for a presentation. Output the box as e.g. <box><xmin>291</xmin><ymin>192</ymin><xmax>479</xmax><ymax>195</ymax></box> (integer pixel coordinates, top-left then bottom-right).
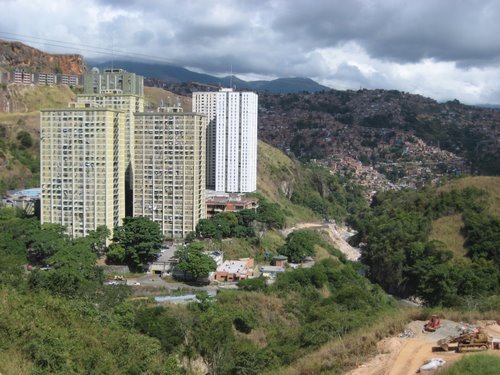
<box><xmin>0</xmin><ymin>31</ymin><xmax>177</xmax><ymax>65</ymax></box>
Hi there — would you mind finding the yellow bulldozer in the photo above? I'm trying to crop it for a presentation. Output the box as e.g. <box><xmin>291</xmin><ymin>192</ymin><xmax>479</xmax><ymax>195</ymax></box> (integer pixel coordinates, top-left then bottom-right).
<box><xmin>438</xmin><ymin>328</ymin><xmax>490</xmax><ymax>352</ymax></box>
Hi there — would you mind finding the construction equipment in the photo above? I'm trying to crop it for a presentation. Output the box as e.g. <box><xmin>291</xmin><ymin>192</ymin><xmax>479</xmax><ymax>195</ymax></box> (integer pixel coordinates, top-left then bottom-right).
<box><xmin>424</xmin><ymin>315</ymin><xmax>441</xmax><ymax>332</ymax></box>
<box><xmin>438</xmin><ymin>328</ymin><xmax>490</xmax><ymax>352</ymax></box>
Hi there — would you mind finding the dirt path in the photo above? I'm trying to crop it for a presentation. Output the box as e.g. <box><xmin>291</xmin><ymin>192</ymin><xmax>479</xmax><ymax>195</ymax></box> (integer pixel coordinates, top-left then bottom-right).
<box><xmin>346</xmin><ymin>320</ymin><xmax>500</xmax><ymax>375</ymax></box>
<box><xmin>282</xmin><ymin>222</ymin><xmax>361</xmax><ymax>261</ymax></box>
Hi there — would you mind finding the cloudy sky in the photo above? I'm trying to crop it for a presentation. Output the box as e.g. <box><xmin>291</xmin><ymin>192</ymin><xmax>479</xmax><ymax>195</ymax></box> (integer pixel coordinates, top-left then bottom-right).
<box><xmin>2</xmin><ymin>0</ymin><xmax>500</xmax><ymax>104</ymax></box>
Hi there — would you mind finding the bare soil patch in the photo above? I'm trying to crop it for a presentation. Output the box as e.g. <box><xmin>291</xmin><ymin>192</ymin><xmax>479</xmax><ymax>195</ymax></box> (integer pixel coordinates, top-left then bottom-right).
<box><xmin>346</xmin><ymin>320</ymin><xmax>500</xmax><ymax>375</ymax></box>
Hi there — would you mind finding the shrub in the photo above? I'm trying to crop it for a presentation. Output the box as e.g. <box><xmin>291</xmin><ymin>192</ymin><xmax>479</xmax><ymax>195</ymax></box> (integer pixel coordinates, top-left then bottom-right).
<box><xmin>16</xmin><ymin>131</ymin><xmax>33</xmax><ymax>149</ymax></box>
<box><xmin>238</xmin><ymin>277</ymin><xmax>267</xmax><ymax>291</ymax></box>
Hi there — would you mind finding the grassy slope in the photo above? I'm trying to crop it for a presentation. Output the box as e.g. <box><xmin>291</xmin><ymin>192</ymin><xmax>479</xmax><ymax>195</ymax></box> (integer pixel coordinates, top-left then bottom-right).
<box><xmin>143</xmin><ymin>86</ymin><xmax>192</xmax><ymax>109</ymax></box>
<box><xmin>429</xmin><ymin>214</ymin><xmax>466</xmax><ymax>257</ymax></box>
<box><xmin>257</xmin><ymin>140</ymin><xmax>319</xmax><ymax>225</ymax></box>
<box><xmin>437</xmin><ymin>354</ymin><xmax>500</xmax><ymax>375</ymax></box>
<box><xmin>438</xmin><ymin>176</ymin><xmax>500</xmax><ymax>216</ymax></box>
<box><xmin>430</xmin><ymin>176</ymin><xmax>500</xmax><ymax>256</ymax></box>
<box><xmin>209</xmin><ymin>141</ymin><xmax>321</xmax><ymax>260</ymax></box>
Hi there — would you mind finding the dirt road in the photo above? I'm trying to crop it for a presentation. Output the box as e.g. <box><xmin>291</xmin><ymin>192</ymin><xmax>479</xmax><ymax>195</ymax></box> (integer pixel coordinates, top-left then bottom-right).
<box><xmin>347</xmin><ymin>320</ymin><xmax>500</xmax><ymax>375</ymax></box>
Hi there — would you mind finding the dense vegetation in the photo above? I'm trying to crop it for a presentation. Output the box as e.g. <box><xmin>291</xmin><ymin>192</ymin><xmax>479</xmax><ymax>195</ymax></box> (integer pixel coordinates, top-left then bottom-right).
<box><xmin>0</xmin><ymin>206</ymin><xmax>398</xmax><ymax>374</ymax></box>
<box><xmin>290</xmin><ymin>164</ymin><xmax>368</xmax><ymax>223</ymax></box>
<box><xmin>354</xmin><ymin>182</ymin><xmax>500</xmax><ymax>307</ymax></box>
<box><xmin>0</xmin><ymin>208</ymin><xmax>175</xmax><ymax>373</ymax></box>
<box><xmin>195</xmin><ymin>197</ymin><xmax>285</xmax><ymax>241</ymax></box>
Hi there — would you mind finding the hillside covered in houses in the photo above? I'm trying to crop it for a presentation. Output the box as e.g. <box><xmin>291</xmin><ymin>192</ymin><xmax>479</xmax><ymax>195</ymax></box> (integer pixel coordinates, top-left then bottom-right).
<box><xmin>257</xmin><ymin>89</ymin><xmax>500</xmax><ymax>188</ymax></box>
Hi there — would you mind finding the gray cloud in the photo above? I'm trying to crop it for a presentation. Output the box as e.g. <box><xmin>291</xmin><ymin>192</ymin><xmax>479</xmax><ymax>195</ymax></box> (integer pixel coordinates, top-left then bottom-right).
<box><xmin>2</xmin><ymin>0</ymin><xmax>500</xmax><ymax>103</ymax></box>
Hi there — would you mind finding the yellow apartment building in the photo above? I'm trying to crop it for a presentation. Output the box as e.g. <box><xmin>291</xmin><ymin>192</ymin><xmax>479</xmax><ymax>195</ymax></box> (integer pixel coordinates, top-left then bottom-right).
<box><xmin>76</xmin><ymin>92</ymin><xmax>144</xmax><ymax>170</ymax></box>
<box><xmin>133</xmin><ymin>107</ymin><xmax>207</xmax><ymax>238</ymax></box>
<box><xmin>40</xmin><ymin>108</ymin><xmax>125</xmax><ymax>238</ymax></box>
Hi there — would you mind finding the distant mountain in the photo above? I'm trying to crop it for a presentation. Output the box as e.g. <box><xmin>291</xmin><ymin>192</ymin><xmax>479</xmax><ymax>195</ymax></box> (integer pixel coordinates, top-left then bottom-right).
<box><xmin>87</xmin><ymin>60</ymin><xmax>330</xmax><ymax>93</ymax></box>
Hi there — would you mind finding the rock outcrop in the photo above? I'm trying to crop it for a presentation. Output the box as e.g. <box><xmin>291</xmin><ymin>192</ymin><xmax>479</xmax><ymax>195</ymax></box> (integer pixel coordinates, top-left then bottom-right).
<box><xmin>0</xmin><ymin>40</ymin><xmax>85</xmax><ymax>75</ymax></box>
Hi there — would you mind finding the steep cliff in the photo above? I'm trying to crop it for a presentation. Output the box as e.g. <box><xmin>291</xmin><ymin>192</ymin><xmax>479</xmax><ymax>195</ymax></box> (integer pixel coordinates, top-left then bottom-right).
<box><xmin>0</xmin><ymin>40</ymin><xmax>85</xmax><ymax>75</ymax></box>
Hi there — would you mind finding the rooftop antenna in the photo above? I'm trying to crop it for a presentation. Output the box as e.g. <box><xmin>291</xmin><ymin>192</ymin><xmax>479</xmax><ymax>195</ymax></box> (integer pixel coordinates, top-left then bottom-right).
<box><xmin>111</xmin><ymin>34</ymin><xmax>114</xmax><ymax>70</ymax></box>
<box><xmin>230</xmin><ymin>64</ymin><xmax>233</xmax><ymax>89</ymax></box>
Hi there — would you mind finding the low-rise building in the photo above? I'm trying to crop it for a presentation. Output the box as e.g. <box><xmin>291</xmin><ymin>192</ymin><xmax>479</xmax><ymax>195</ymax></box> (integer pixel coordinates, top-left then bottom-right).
<box><xmin>215</xmin><ymin>258</ymin><xmax>254</xmax><ymax>282</ymax></box>
<box><xmin>1</xmin><ymin>188</ymin><xmax>40</xmax><ymax>216</ymax></box>
<box><xmin>206</xmin><ymin>192</ymin><xmax>258</xmax><ymax>217</ymax></box>
<box><xmin>272</xmin><ymin>255</ymin><xmax>288</xmax><ymax>267</ymax></box>
<box><xmin>260</xmin><ymin>265</ymin><xmax>285</xmax><ymax>278</ymax></box>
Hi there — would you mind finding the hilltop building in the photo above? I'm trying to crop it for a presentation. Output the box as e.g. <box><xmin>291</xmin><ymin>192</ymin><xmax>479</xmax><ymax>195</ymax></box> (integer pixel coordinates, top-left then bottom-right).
<box><xmin>40</xmin><ymin>108</ymin><xmax>125</xmax><ymax>238</ymax></box>
<box><xmin>192</xmin><ymin>88</ymin><xmax>258</xmax><ymax>193</ymax></box>
<box><xmin>83</xmin><ymin>68</ymin><xmax>144</xmax><ymax>96</ymax></box>
<box><xmin>133</xmin><ymin>106</ymin><xmax>207</xmax><ymax>238</ymax></box>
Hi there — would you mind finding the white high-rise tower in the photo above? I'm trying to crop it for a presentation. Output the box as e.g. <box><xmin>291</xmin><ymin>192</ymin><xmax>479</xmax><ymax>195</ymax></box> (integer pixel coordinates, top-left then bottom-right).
<box><xmin>192</xmin><ymin>88</ymin><xmax>258</xmax><ymax>193</ymax></box>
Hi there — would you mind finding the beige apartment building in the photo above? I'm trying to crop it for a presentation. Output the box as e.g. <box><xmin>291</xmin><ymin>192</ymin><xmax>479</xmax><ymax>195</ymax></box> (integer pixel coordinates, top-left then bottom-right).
<box><xmin>133</xmin><ymin>107</ymin><xmax>207</xmax><ymax>238</ymax></box>
<box><xmin>76</xmin><ymin>92</ymin><xmax>144</xmax><ymax>169</ymax></box>
<box><xmin>40</xmin><ymin>108</ymin><xmax>125</xmax><ymax>238</ymax></box>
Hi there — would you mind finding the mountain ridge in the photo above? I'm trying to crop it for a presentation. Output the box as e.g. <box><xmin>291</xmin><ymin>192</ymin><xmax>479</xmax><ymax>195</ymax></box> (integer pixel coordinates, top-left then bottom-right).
<box><xmin>87</xmin><ymin>59</ymin><xmax>330</xmax><ymax>93</ymax></box>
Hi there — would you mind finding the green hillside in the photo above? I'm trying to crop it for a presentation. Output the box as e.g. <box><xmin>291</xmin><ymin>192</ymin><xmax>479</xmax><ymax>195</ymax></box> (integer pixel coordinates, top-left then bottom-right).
<box><xmin>430</xmin><ymin>176</ymin><xmax>500</xmax><ymax>257</ymax></box>
<box><xmin>257</xmin><ymin>140</ymin><xmax>319</xmax><ymax>225</ymax></box>
<box><xmin>356</xmin><ymin>176</ymin><xmax>500</xmax><ymax>306</ymax></box>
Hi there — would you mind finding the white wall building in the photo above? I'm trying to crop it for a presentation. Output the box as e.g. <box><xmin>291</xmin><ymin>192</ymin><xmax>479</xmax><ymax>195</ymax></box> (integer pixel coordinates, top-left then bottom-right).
<box><xmin>192</xmin><ymin>88</ymin><xmax>258</xmax><ymax>193</ymax></box>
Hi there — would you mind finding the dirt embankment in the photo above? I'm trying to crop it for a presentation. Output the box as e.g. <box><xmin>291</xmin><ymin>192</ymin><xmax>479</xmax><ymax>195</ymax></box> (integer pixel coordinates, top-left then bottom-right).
<box><xmin>346</xmin><ymin>320</ymin><xmax>500</xmax><ymax>375</ymax></box>
<box><xmin>282</xmin><ymin>222</ymin><xmax>361</xmax><ymax>261</ymax></box>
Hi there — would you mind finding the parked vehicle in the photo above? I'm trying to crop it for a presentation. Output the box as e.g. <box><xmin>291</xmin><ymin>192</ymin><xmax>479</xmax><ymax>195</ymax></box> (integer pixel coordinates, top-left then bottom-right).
<box><xmin>423</xmin><ymin>315</ymin><xmax>441</xmax><ymax>332</ymax></box>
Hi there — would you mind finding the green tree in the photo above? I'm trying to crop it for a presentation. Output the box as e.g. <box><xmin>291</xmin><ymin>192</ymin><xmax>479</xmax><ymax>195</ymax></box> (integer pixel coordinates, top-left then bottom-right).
<box><xmin>196</xmin><ymin>219</ymin><xmax>218</xmax><ymax>238</ymax></box>
<box><xmin>28</xmin><ymin>223</ymin><xmax>68</xmax><ymax>263</ymax></box>
<box><xmin>29</xmin><ymin>242</ymin><xmax>103</xmax><ymax>297</ymax></box>
<box><xmin>237</xmin><ymin>277</ymin><xmax>266</xmax><ymax>291</ymax></box>
<box><xmin>278</xmin><ymin>229</ymin><xmax>317</xmax><ymax>263</ymax></box>
<box><xmin>236</xmin><ymin>209</ymin><xmax>257</xmax><ymax>227</ymax></box>
<box><xmin>113</xmin><ymin>217</ymin><xmax>163</xmax><ymax>270</ymax></box>
<box><xmin>106</xmin><ymin>243</ymin><xmax>126</xmax><ymax>264</ymax></box>
<box><xmin>85</xmin><ymin>225</ymin><xmax>110</xmax><ymax>256</ymax></box>
<box><xmin>175</xmin><ymin>242</ymin><xmax>216</xmax><ymax>280</ymax></box>
<box><xmin>256</xmin><ymin>200</ymin><xmax>285</xmax><ymax>229</ymax></box>
<box><xmin>134</xmin><ymin>306</ymin><xmax>186</xmax><ymax>354</ymax></box>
